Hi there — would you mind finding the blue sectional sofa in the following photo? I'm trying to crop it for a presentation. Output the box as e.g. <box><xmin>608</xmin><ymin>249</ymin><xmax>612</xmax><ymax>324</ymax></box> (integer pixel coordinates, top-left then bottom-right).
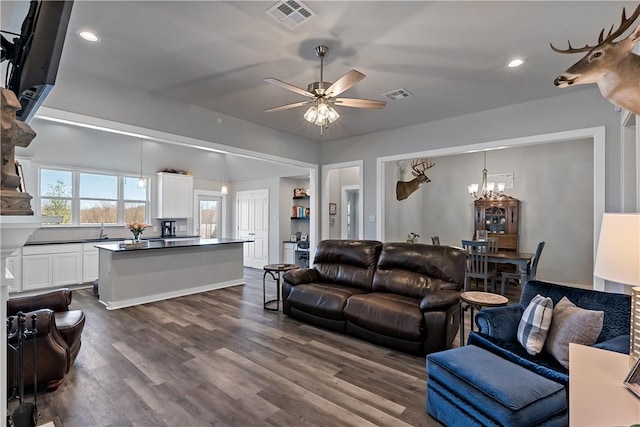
<box><xmin>471</xmin><ymin>280</ymin><xmax>631</xmax><ymax>387</ymax></box>
<box><xmin>427</xmin><ymin>280</ymin><xmax>630</xmax><ymax>426</ymax></box>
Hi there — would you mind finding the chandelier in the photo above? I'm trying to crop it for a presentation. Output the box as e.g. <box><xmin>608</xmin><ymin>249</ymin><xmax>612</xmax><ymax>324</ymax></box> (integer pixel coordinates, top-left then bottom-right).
<box><xmin>468</xmin><ymin>151</ymin><xmax>506</xmax><ymax>200</ymax></box>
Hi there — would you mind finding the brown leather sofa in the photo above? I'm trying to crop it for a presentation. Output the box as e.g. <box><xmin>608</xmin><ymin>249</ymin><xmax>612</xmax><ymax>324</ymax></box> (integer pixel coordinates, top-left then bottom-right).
<box><xmin>282</xmin><ymin>240</ymin><xmax>466</xmax><ymax>355</ymax></box>
<box><xmin>7</xmin><ymin>288</ymin><xmax>85</xmax><ymax>391</ymax></box>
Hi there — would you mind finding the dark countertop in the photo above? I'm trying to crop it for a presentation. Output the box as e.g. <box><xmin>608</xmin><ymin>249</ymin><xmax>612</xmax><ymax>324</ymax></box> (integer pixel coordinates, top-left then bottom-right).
<box><xmin>95</xmin><ymin>238</ymin><xmax>248</xmax><ymax>252</ymax></box>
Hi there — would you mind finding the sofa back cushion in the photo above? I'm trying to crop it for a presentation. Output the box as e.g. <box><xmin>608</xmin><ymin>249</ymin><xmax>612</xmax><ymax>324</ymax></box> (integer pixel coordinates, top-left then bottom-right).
<box><xmin>520</xmin><ymin>280</ymin><xmax>630</xmax><ymax>343</ymax></box>
<box><xmin>312</xmin><ymin>240</ymin><xmax>383</xmax><ymax>291</ymax></box>
<box><xmin>372</xmin><ymin>243</ymin><xmax>466</xmax><ymax>298</ymax></box>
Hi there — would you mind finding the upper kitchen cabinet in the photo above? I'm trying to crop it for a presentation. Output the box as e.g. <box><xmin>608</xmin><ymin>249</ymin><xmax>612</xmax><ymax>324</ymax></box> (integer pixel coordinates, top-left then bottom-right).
<box><xmin>156</xmin><ymin>172</ymin><xmax>194</xmax><ymax>218</ymax></box>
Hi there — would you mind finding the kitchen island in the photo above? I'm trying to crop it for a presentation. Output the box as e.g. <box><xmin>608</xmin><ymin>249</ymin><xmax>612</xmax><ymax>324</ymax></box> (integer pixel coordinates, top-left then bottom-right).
<box><xmin>95</xmin><ymin>238</ymin><xmax>246</xmax><ymax>310</ymax></box>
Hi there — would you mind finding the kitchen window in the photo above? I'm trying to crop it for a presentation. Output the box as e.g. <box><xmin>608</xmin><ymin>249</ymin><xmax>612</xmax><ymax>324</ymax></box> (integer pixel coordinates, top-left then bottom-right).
<box><xmin>38</xmin><ymin>167</ymin><xmax>149</xmax><ymax>225</ymax></box>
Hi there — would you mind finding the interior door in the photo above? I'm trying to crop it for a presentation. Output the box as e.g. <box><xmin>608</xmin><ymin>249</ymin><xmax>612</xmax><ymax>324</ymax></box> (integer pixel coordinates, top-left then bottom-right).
<box><xmin>341</xmin><ymin>185</ymin><xmax>360</xmax><ymax>239</ymax></box>
<box><xmin>237</xmin><ymin>189</ymin><xmax>268</xmax><ymax>269</ymax></box>
<box><xmin>194</xmin><ymin>193</ymin><xmax>223</xmax><ymax>238</ymax></box>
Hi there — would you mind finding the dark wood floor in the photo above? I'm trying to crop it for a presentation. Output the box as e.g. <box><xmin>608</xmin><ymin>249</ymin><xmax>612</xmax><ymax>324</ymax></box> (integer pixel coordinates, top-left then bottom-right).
<box><xmin>31</xmin><ymin>268</ymin><xmax>521</xmax><ymax>427</ymax></box>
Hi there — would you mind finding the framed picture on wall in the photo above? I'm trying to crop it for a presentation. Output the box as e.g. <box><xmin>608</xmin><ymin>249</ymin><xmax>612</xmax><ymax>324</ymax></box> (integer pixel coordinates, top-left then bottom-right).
<box><xmin>329</xmin><ymin>203</ymin><xmax>337</xmax><ymax>215</ymax></box>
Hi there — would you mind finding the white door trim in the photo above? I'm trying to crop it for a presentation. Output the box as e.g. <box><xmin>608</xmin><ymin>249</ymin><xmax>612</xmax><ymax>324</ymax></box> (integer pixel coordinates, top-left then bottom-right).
<box><xmin>193</xmin><ymin>189</ymin><xmax>227</xmax><ymax>238</ymax></box>
<box><xmin>340</xmin><ymin>185</ymin><xmax>360</xmax><ymax>239</ymax></box>
<box><xmin>376</xmin><ymin>126</ymin><xmax>606</xmax><ymax>290</ymax></box>
<box><xmin>321</xmin><ymin>160</ymin><xmax>363</xmax><ymax>240</ymax></box>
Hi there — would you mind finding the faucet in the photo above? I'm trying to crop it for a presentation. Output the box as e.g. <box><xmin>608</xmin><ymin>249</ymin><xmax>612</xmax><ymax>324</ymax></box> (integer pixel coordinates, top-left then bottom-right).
<box><xmin>99</xmin><ymin>223</ymin><xmax>108</xmax><ymax>239</ymax></box>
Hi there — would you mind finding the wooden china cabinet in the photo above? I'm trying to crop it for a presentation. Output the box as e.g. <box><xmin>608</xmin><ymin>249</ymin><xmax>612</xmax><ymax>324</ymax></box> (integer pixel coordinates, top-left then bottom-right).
<box><xmin>473</xmin><ymin>196</ymin><xmax>520</xmax><ymax>252</ymax></box>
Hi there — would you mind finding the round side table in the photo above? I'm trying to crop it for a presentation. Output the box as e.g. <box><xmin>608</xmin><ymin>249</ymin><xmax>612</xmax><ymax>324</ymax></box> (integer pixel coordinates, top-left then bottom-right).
<box><xmin>263</xmin><ymin>264</ymin><xmax>299</xmax><ymax>311</ymax></box>
<box><xmin>460</xmin><ymin>291</ymin><xmax>508</xmax><ymax>346</ymax></box>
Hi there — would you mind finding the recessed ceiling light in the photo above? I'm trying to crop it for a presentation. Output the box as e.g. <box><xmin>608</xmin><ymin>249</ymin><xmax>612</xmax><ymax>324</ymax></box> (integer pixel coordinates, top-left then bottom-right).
<box><xmin>78</xmin><ymin>30</ymin><xmax>100</xmax><ymax>42</ymax></box>
<box><xmin>507</xmin><ymin>58</ymin><xmax>525</xmax><ymax>68</ymax></box>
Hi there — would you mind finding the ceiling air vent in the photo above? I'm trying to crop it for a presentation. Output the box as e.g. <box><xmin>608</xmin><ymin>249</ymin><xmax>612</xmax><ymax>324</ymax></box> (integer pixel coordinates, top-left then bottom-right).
<box><xmin>383</xmin><ymin>88</ymin><xmax>413</xmax><ymax>101</ymax></box>
<box><xmin>265</xmin><ymin>0</ymin><xmax>316</xmax><ymax>29</ymax></box>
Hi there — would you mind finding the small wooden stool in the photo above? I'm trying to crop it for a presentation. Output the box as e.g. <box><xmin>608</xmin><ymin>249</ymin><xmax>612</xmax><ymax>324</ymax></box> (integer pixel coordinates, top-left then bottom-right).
<box><xmin>459</xmin><ymin>291</ymin><xmax>508</xmax><ymax>346</ymax></box>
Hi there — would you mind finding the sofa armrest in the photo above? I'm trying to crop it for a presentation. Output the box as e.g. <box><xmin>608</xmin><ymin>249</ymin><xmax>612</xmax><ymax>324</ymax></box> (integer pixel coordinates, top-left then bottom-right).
<box><xmin>475</xmin><ymin>304</ymin><xmax>524</xmax><ymax>341</ymax></box>
<box><xmin>283</xmin><ymin>268</ymin><xmax>320</xmax><ymax>286</ymax></box>
<box><xmin>592</xmin><ymin>334</ymin><xmax>630</xmax><ymax>354</ymax></box>
<box><xmin>419</xmin><ymin>290</ymin><xmax>460</xmax><ymax>311</ymax></box>
<box><xmin>8</xmin><ymin>288</ymin><xmax>72</xmax><ymax>314</ymax></box>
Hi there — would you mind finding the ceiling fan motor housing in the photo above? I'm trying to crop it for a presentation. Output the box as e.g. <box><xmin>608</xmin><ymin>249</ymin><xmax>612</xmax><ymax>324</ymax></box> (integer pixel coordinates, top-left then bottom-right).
<box><xmin>307</xmin><ymin>81</ymin><xmax>332</xmax><ymax>95</ymax></box>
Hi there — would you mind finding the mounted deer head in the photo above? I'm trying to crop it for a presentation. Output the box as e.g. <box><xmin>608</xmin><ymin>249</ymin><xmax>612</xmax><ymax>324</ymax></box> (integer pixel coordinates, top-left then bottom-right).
<box><xmin>551</xmin><ymin>4</ymin><xmax>640</xmax><ymax>115</ymax></box>
<box><xmin>396</xmin><ymin>158</ymin><xmax>435</xmax><ymax>201</ymax></box>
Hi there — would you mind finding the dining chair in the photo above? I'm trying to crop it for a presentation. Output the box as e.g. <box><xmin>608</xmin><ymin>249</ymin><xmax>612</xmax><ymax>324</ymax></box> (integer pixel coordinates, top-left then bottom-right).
<box><xmin>500</xmin><ymin>241</ymin><xmax>546</xmax><ymax>295</ymax></box>
<box><xmin>462</xmin><ymin>240</ymin><xmax>496</xmax><ymax>292</ymax></box>
<box><xmin>431</xmin><ymin>236</ymin><xmax>440</xmax><ymax>245</ymax></box>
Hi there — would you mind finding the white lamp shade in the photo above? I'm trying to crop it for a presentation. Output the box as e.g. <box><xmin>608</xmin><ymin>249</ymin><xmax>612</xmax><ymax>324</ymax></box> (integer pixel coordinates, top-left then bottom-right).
<box><xmin>593</xmin><ymin>213</ymin><xmax>640</xmax><ymax>286</ymax></box>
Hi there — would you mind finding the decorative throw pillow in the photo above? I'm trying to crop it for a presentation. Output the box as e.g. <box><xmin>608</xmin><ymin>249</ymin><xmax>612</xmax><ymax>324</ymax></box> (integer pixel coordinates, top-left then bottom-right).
<box><xmin>517</xmin><ymin>294</ymin><xmax>554</xmax><ymax>356</ymax></box>
<box><xmin>544</xmin><ymin>296</ymin><xmax>604</xmax><ymax>369</ymax></box>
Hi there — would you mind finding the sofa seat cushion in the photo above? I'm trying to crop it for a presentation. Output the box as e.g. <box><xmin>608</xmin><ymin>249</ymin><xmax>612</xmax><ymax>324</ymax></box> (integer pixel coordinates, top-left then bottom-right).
<box><xmin>468</xmin><ymin>331</ymin><xmax>568</xmax><ymax>386</ymax></box>
<box><xmin>286</xmin><ymin>283</ymin><xmax>366</xmax><ymax>320</ymax></box>
<box><xmin>344</xmin><ymin>293</ymin><xmax>422</xmax><ymax>341</ymax></box>
<box><xmin>427</xmin><ymin>345</ymin><xmax>566</xmax><ymax>427</ymax></box>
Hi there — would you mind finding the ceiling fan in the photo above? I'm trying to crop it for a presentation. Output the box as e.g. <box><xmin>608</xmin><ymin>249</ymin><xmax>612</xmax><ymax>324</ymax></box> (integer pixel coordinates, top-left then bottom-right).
<box><xmin>264</xmin><ymin>45</ymin><xmax>386</xmax><ymax>135</ymax></box>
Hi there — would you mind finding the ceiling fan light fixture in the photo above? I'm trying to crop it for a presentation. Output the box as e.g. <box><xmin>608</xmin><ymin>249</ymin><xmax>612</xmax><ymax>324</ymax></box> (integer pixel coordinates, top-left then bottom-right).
<box><xmin>316</xmin><ymin>101</ymin><xmax>330</xmax><ymax>120</ymax></box>
<box><xmin>264</xmin><ymin>44</ymin><xmax>385</xmax><ymax>135</ymax></box>
<box><xmin>327</xmin><ymin>107</ymin><xmax>340</xmax><ymax>123</ymax></box>
<box><xmin>304</xmin><ymin>106</ymin><xmax>318</xmax><ymax>123</ymax></box>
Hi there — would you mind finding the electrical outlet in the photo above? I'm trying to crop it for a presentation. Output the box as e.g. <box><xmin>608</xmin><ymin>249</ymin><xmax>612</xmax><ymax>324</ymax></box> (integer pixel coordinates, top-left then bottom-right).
<box><xmin>179</xmin><ymin>225</ymin><xmax>187</xmax><ymax>231</ymax></box>
<box><xmin>153</xmin><ymin>226</ymin><xmax>157</xmax><ymax>232</ymax></box>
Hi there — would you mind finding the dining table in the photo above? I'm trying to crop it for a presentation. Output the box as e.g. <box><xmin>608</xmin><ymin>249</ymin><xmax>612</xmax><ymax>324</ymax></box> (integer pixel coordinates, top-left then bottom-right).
<box><xmin>486</xmin><ymin>250</ymin><xmax>534</xmax><ymax>286</ymax></box>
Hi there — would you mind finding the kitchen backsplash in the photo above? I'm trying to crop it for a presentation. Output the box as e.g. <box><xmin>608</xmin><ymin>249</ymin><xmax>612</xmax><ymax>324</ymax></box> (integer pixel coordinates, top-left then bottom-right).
<box><xmin>26</xmin><ymin>218</ymin><xmax>191</xmax><ymax>243</ymax></box>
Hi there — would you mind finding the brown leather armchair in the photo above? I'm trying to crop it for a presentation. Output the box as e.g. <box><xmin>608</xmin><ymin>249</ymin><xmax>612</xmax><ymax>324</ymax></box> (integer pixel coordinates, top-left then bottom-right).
<box><xmin>7</xmin><ymin>288</ymin><xmax>85</xmax><ymax>391</ymax></box>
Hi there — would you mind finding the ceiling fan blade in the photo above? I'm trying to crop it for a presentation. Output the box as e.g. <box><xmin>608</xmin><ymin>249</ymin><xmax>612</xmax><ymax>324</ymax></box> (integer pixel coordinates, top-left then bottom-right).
<box><xmin>334</xmin><ymin>98</ymin><xmax>386</xmax><ymax>109</ymax></box>
<box><xmin>325</xmin><ymin>70</ymin><xmax>366</xmax><ymax>97</ymax></box>
<box><xmin>264</xmin><ymin>77</ymin><xmax>315</xmax><ymax>98</ymax></box>
<box><xmin>264</xmin><ymin>101</ymin><xmax>311</xmax><ymax>112</ymax></box>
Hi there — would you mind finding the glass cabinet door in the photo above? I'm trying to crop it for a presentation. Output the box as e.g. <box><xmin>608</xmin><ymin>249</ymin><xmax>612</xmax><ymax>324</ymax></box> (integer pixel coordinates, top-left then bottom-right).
<box><xmin>484</xmin><ymin>206</ymin><xmax>507</xmax><ymax>233</ymax></box>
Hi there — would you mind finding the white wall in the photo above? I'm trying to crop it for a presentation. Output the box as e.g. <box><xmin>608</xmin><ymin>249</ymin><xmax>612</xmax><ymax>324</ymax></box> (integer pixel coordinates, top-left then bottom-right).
<box><xmin>17</xmin><ymin>118</ymin><xmax>309</xmax><ymax>243</ymax></box>
<box><xmin>385</xmin><ymin>138</ymin><xmax>593</xmax><ymax>285</ymax></box>
<box><xmin>43</xmin><ymin>68</ymin><xmax>320</xmax><ymax>165</ymax></box>
<box><xmin>321</xmin><ymin>89</ymin><xmax>621</xmax><ymax>240</ymax></box>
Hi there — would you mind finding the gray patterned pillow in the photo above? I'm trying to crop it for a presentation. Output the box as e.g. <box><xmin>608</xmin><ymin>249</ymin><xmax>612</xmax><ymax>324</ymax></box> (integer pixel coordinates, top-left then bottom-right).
<box><xmin>517</xmin><ymin>294</ymin><xmax>554</xmax><ymax>355</ymax></box>
<box><xmin>544</xmin><ymin>296</ymin><xmax>604</xmax><ymax>368</ymax></box>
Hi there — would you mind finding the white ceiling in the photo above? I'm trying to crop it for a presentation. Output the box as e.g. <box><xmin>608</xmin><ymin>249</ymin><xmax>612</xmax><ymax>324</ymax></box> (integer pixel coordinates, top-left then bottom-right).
<box><xmin>3</xmin><ymin>1</ymin><xmax>639</xmax><ymax>143</ymax></box>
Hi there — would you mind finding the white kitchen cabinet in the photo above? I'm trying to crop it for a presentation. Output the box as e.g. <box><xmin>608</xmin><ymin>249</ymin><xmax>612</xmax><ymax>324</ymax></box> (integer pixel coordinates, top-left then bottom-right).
<box><xmin>5</xmin><ymin>252</ymin><xmax>22</xmax><ymax>293</ymax></box>
<box><xmin>156</xmin><ymin>172</ymin><xmax>194</xmax><ymax>218</ymax></box>
<box><xmin>22</xmin><ymin>254</ymin><xmax>52</xmax><ymax>291</ymax></box>
<box><xmin>22</xmin><ymin>244</ymin><xmax>83</xmax><ymax>291</ymax></box>
<box><xmin>53</xmin><ymin>252</ymin><xmax>82</xmax><ymax>286</ymax></box>
<box><xmin>82</xmin><ymin>243</ymin><xmax>99</xmax><ymax>283</ymax></box>
<box><xmin>283</xmin><ymin>242</ymin><xmax>296</xmax><ymax>264</ymax></box>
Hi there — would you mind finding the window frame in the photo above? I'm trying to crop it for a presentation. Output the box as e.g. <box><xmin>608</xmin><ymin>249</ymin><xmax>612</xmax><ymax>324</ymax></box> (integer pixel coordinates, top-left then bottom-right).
<box><xmin>36</xmin><ymin>164</ymin><xmax>150</xmax><ymax>226</ymax></box>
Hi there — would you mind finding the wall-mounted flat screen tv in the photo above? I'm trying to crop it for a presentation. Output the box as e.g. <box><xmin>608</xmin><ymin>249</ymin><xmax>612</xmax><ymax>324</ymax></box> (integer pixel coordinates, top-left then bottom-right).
<box><xmin>4</xmin><ymin>1</ymin><xmax>74</xmax><ymax>122</ymax></box>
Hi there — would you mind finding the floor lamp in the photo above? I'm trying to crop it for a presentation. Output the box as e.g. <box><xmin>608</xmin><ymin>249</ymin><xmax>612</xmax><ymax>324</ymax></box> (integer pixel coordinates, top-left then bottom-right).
<box><xmin>593</xmin><ymin>213</ymin><xmax>640</xmax><ymax>365</ymax></box>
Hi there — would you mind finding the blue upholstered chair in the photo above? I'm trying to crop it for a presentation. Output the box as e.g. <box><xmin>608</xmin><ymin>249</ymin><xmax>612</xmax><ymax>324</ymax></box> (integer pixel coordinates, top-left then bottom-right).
<box><xmin>427</xmin><ymin>280</ymin><xmax>630</xmax><ymax>426</ymax></box>
<box><xmin>472</xmin><ymin>280</ymin><xmax>631</xmax><ymax>385</ymax></box>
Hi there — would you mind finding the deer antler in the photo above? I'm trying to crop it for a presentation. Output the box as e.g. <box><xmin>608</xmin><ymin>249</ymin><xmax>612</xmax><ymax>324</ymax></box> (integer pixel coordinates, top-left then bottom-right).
<box><xmin>410</xmin><ymin>158</ymin><xmax>435</xmax><ymax>177</ymax></box>
<box><xmin>550</xmin><ymin>4</ymin><xmax>640</xmax><ymax>53</ymax></box>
